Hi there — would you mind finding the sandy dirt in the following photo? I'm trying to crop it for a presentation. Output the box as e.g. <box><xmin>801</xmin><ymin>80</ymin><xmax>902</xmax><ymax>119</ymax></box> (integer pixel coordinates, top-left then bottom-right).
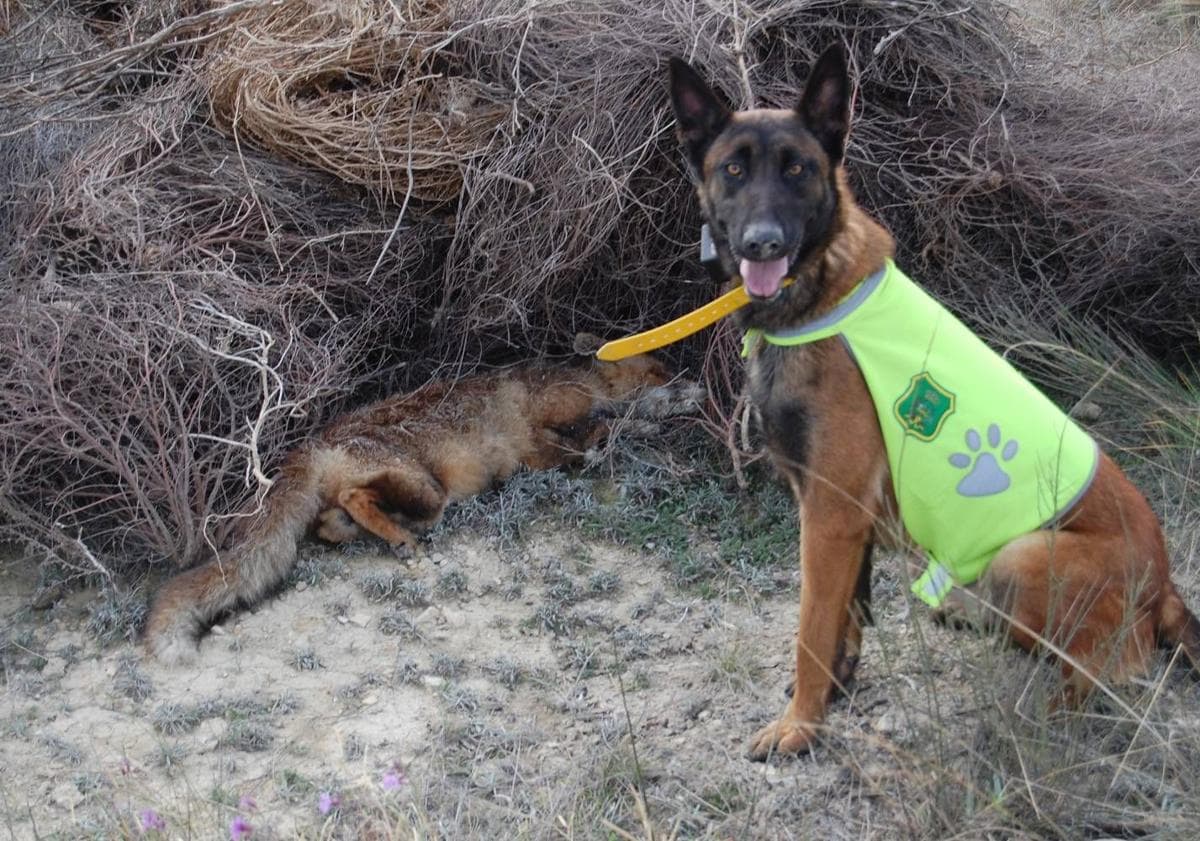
<box><xmin>2</xmin><ymin>504</ymin><xmax>1197</xmax><ymax>839</ymax></box>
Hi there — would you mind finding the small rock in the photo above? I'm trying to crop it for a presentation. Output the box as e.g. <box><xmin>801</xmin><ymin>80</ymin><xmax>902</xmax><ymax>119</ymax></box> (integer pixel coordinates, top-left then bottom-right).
<box><xmin>362</xmin><ymin>694</ymin><xmax>378</xmax><ymax>706</ymax></box>
<box><xmin>415</xmin><ymin>606</ymin><xmax>438</xmax><ymax>624</ymax></box>
<box><xmin>420</xmin><ymin>675</ymin><xmax>446</xmax><ymax>689</ymax></box>
<box><xmin>440</xmin><ymin>607</ymin><xmax>467</xmax><ymax>629</ymax></box>
<box><xmin>348</xmin><ymin>612</ymin><xmax>370</xmax><ymax>628</ymax></box>
<box><xmin>49</xmin><ymin>781</ymin><xmax>84</xmax><ymax>809</ymax></box>
<box><xmin>295</xmin><ymin>582</ymin><xmax>308</xmax><ymax>592</ymax></box>
<box><xmin>336</xmin><ymin>615</ymin><xmax>349</xmax><ymax>625</ymax></box>
<box><xmin>1074</xmin><ymin>400</ymin><xmax>1103</xmax><ymax>421</ymax></box>
<box><xmin>41</xmin><ymin>657</ymin><xmax>68</xmax><ymax>680</ymax></box>
<box><xmin>210</xmin><ymin>624</ymin><xmax>227</xmax><ymax>636</ymax></box>
<box><xmin>873</xmin><ymin>711</ymin><xmax>901</xmax><ymax>735</ymax></box>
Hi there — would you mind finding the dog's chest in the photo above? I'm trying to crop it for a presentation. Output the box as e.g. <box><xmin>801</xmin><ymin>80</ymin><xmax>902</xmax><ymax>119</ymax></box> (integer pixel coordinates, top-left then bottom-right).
<box><xmin>747</xmin><ymin>343</ymin><xmax>823</xmax><ymax>472</ymax></box>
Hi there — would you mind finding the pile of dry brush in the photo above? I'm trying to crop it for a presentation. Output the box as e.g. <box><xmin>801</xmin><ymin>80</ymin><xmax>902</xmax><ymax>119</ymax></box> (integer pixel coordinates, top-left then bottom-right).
<box><xmin>1</xmin><ymin>0</ymin><xmax>1198</xmax><ymax>586</ymax></box>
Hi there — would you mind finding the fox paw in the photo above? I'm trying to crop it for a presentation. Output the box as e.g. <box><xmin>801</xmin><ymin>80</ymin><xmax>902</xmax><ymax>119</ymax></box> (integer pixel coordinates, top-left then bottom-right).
<box><xmin>746</xmin><ymin>715</ymin><xmax>819</xmax><ymax>761</ymax></box>
<box><xmin>144</xmin><ymin>626</ymin><xmax>199</xmax><ymax>666</ymax></box>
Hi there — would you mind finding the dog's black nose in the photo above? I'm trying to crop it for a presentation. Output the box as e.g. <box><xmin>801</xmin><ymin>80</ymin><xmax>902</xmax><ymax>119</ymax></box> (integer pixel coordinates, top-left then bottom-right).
<box><xmin>741</xmin><ymin>222</ymin><xmax>786</xmax><ymax>260</ymax></box>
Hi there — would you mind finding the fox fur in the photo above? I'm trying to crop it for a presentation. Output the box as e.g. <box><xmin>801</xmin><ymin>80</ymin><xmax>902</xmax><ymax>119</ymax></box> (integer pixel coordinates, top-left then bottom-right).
<box><xmin>145</xmin><ymin>353</ymin><xmax>682</xmax><ymax>664</ymax></box>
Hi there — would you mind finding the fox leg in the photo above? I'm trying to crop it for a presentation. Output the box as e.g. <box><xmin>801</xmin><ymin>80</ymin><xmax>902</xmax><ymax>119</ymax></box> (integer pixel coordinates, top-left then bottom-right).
<box><xmin>526</xmin><ymin>420</ymin><xmax>609</xmax><ymax>470</ymax></box>
<box><xmin>335</xmin><ymin>468</ymin><xmax>448</xmax><ymax>553</ymax></box>
<box><xmin>337</xmin><ymin>487</ymin><xmax>421</xmax><ymax>554</ymax></box>
<box><xmin>315</xmin><ymin>507</ymin><xmax>363</xmax><ymax>543</ymax></box>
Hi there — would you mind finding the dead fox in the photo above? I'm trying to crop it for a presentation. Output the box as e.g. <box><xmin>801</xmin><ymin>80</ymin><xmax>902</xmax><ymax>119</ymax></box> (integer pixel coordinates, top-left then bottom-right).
<box><xmin>145</xmin><ymin>352</ymin><xmax>683</xmax><ymax>664</ymax></box>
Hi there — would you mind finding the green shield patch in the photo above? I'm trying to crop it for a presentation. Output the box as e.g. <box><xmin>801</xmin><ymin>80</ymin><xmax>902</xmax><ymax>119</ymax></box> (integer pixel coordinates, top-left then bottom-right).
<box><xmin>893</xmin><ymin>372</ymin><xmax>956</xmax><ymax>441</ymax></box>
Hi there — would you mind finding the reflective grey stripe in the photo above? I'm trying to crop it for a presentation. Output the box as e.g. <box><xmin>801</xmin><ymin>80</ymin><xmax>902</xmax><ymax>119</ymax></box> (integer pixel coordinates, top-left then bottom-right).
<box><xmin>918</xmin><ymin>561</ymin><xmax>954</xmax><ymax>603</ymax></box>
<box><xmin>1040</xmin><ymin>439</ymin><xmax>1101</xmax><ymax>530</ymax></box>
<box><xmin>764</xmin><ymin>265</ymin><xmax>888</xmax><ymax>343</ymax></box>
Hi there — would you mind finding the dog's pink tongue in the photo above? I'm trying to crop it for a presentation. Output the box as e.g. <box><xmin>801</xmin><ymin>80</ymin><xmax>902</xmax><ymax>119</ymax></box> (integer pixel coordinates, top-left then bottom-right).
<box><xmin>740</xmin><ymin>258</ymin><xmax>789</xmax><ymax>299</ymax></box>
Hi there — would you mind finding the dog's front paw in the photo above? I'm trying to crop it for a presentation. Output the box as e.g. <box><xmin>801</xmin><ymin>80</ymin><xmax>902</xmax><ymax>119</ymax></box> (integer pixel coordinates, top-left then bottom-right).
<box><xmin>746</xmin><ymin>715</ymin><xmax>818</xmax><ymax>761</ymax></box>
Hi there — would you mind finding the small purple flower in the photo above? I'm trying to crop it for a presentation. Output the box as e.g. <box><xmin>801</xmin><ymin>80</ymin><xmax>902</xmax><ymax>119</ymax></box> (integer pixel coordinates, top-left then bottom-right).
<box><xmin>138</xmin><ymin>808</ymin><xmax>166</xmax><ymax>832</ymax></box>
<box><xmin>238</xmin><ymin>795</ymin><xmax>257</xmax><ymax>813</ymax></box>
<box><xmin>317</xmin><ymin>791</ymin><xmax>340</xmax><ymax>815</ymax></box>
<box><xmin>229</xmin><ymin>816</ymin><xmax>252</xmax><ymax>840</ymax></box>
<box><xmin>380</xmin><ymin>769</ymin><xmax>407</xmax><ymax>791</ymax></box>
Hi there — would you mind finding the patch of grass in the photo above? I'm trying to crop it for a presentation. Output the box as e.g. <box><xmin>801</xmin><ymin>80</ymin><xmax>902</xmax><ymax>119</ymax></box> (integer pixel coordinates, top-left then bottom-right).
<box><xmin>276</xmin><ymin>768</ymin><xmax>315</xmax><ymax>802</ymax></box>
<box><xmin>528</xmin><ymin>602</ymin><xmax>576</xmax><ymax>636</ymax></box>
<box><xmin>560</xmin><ymin>639</ymin><xmax>606</xmax><ymax>679</ymax></box>
<box><xmin>155</xmin><ymin>742</ymin><xmax>187</xmax><ymax>772</ymax></box>
<box><xmin>436</xmin><ymin>568</ymin><xmax>469</xmax><ymax>598</ymax></box>
<box><xmin>219</xmin><ymin>719</ymin><xmax>274</xmax><ymax>752</ymax></box>
<box><xmin>291</xmin><ymin>648</ymin><xmax>321</xmax><ymax>671</ymax></box>
<box><xmin>482</xmin><ymin>656</ymin><xmax>525</xmax><ymax>689</ymax></box>
<box><xmin>213</xmin><ymin>693</ymin><xmax>301</xmax><ymax>719</ymax></box>
<box><xmin>436</xmin><ymin>469</ymin><xmax>594</xmax><ymax>544</ymax></box>
<box><xmin>586</xmin><ymin>569</ymin><xmax>622</xmax><ymax>598</ymax></box>
<box><xmin>152</xmin><ymin>703</ymin><xmax>204</xmax><ymax>735</ymax></box>
<box><xmin>707</xmin><ymin>638</ymin><xmax>765</xmax><ymax>693</ymax></box>
<box><xmin>39</xmin><ymin>733</ymin><xmax>83</xmax><ymax>766</ymax></box>
<box><xmin>0</xmin><ymin>628</ymin><xmax>47</xmax><ymax>672</ymax></box>
<box><xmin>611</xmin><ymin>626</ymin><xmax>654</xmax><ymax>661</ymax></box>
<box><xmin>357</xmin><ymin>571</ymin><xmax>431</xmax><ymax>606</ymax></box>
<box><xmin>430</xmin><ymin>653</ymin><xmax>466</xmax><ymax>679</ymax></box>
<box><xmin>440</xmin><ymin>684</ymin><xmax>480</xmax><ymax>714</ymax></box>
<box><xmin>543</xmin><ymin>569</ymin><xmax>583</xmax><ymax>606</ymax></box>
<box><xmin>572</xmin><ymin>442</ymin><xmax>797</xmax><ymax>594</ymax></box>
<box><xmin>112</xmin><ymin>653</ymin><xmax>154</xmax><ymax>702</ymax></box>
<box><xmin>289</xmin><ymin>552</ymin><xmax>348</xmax><ymax>587</ymax></box>
<box><xmin>379</xmin><ymin>609</ymin><xmax>422</xmax><ymax>640</ymax></box>
<box><xmin>394</xmin><ymin>657</ymin><xmax>421</xmax><ymax>685</ymax></box>
<box><xmin>85</xmin><ymin>586</ymin><xmax>149</xmax><ymax>645</ymax></box>
<box><xmin>72</xmin><ymin>771</ymin><xmax>104</xmax><ymax>795</ymax></box>
<box><xmin>152</xmin><ymin>692</ymin><xmax>299</xmax><ymax>744</ymax></box>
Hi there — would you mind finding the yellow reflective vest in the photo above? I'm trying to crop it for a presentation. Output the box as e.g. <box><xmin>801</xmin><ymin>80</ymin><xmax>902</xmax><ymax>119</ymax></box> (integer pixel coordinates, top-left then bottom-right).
<box><xmin>744</xmin><ymin>260</ymin><xmax>1098</xmax><ymax>606</ymax></box>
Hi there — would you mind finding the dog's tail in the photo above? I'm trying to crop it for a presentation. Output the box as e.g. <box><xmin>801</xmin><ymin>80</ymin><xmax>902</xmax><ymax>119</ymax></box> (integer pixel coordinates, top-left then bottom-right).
<box><xmin>143</xmin><ymin>448</ymin><xmax>328</xmax><ymax>664</ymax></box>
<box><xmin>1157</xmin><ymin>583</ymin><xmax>1200</xmax><ymax>675</ymax></box>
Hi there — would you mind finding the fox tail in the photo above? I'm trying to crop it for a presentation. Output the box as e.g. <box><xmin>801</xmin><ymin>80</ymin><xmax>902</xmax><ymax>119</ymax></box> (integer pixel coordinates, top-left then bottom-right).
<box><xmin>144</xmin><ymin>449</ymin><xmax>326</xmax><ymax>664</ymax></box>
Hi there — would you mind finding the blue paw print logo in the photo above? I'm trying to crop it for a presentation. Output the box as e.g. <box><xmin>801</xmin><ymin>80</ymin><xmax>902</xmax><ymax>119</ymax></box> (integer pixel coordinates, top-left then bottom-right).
<box><xmin>948</xmin><ymin>424</ymin><xmax>1018</xmax><ymax>497</ymax></box>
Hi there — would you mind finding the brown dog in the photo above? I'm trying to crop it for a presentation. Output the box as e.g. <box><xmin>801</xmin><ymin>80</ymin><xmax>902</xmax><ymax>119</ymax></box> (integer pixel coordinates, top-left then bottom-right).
<box><xmin>668</xmin><ymin>44</ymin><xmax>1200</xmax><ymax>760</ymax></box>
<box><xmin>144</xmin><ymin>352</ymin><xmax>683</xmax><ymax>664</ymax></box>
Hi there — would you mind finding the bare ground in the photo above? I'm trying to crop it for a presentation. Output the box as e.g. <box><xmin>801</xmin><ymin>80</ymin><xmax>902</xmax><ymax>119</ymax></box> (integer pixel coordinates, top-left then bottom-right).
<box><xmin>3</xmin><ymin>458</ymin><xmax>1200</xmax><ymax>839</ymax></box>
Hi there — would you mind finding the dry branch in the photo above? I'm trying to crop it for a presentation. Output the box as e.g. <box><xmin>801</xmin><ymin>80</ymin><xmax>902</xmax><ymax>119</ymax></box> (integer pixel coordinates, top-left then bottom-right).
<box><xmin>1</xmin><ymin>0</ymin><xmax>1198</xmax><ymax>577</ymax></box>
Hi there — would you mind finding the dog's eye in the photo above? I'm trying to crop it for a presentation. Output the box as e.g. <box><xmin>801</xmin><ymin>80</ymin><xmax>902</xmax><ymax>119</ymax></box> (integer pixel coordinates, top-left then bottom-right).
<box><xmin>724</xmin><ymin>162</ymin><xmax>743</xmax><ymax>178</ymax></box>
<box><xmin>786</xmin><ymin>162</ymin><xmax>807</xmax><ymax>177</ymax></box>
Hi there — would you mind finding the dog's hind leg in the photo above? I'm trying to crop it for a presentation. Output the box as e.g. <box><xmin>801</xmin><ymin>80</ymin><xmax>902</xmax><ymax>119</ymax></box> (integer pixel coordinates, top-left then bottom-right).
<box><xmin>982</xmin><ymin>530</ymin><xmax>1158</xmax><ymax>705</ymax></box>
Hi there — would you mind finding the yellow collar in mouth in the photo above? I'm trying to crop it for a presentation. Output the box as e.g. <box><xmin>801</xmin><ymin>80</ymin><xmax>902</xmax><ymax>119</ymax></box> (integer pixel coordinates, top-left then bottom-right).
<box><xmin>595</xmin><ymin>277</ymin><xmax>794</xmax><ymax>361</ymax></box>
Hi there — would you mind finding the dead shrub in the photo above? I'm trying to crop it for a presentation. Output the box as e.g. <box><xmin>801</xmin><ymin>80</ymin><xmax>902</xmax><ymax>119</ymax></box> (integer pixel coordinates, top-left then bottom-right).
<box><xmin>0</xmin><ymin>0</ymin><xmax>1197</xmax><ymax>583</ymax></box>
<box><xmin>207</xmin><ymin>0</ymin><xmax>509</xmax><ymax>203</ymax></box>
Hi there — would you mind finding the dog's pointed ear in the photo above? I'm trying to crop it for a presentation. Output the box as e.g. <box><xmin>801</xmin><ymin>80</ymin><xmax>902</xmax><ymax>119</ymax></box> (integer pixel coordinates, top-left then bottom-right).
<box><xmin>668</xmin><ymin>57</ymin><xmax>731</xmax><ymax>175</ymax></box>
<box><xmin>797</xmin><ymin>44</ymin><xmax>852</xmax><ymax>164</ymax></box>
